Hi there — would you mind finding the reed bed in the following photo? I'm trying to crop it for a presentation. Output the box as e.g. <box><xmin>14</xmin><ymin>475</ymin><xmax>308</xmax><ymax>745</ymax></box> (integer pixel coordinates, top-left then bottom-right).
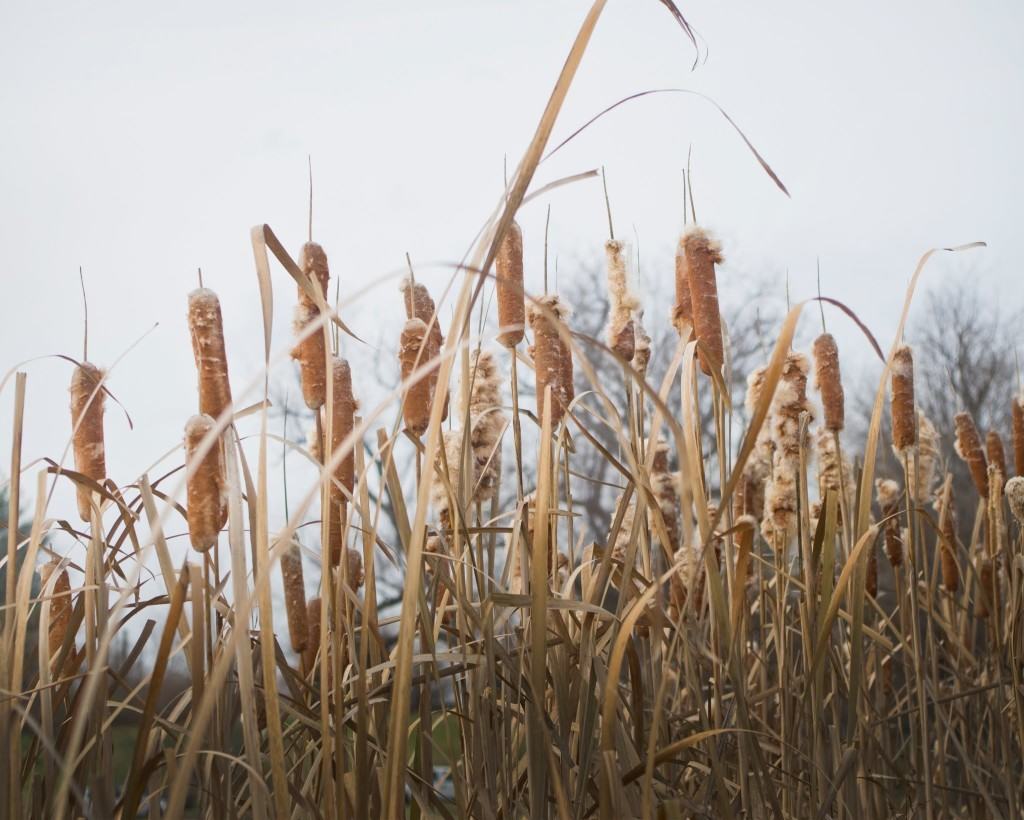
<box><xmin>2</xmin><ymin>9</ymin><xmax>1021</xmax><ymax>820</ymax></box>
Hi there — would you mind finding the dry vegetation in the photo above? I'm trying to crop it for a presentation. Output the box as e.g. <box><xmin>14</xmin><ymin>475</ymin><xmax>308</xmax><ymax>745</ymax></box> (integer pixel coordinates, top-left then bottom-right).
<box><xmin>2</xmin><ymin>5</ymin><xmax>1024</xmax><ymax>820</ymax></box>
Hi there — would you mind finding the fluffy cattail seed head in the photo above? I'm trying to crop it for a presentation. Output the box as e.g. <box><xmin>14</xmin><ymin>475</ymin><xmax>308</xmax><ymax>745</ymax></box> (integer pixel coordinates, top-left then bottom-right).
<box><xmin>184</xmin><ymin>414</ymin><xmax>227</xmax><ymax>552</ymax></box>
<box><xmin>70</xmin><ymin>362</ymin><xmax>107</xmax><ymax>522</ymax></box>
<box><xmin>906</xmin><ymin>411</ymin><xmax>940</xmax><ymax>504</ymax></box>
<box><xmin>39</xmin><ymin>560</ymin><xmax>72</xmax><ymax>666</ymax></box>
<box><xmin>398</xmin><ymin>318</ymin><xmax>434</xmax><ymax>437</ymax></box>
<box><xmin>632</xmin><ymin>316</ymin><xmax>652</xmax><ymax>376</ymax></box>
<box><xmin>188</xmin><ymin>288</ymin><xmax>233</xmax><ymax>421</ymax></box>
<box><xmin>496</xmin><ymin>220</ymin><xmax>525</xmax><ymax>348</ymax></box>
<box><xmin>280</xmin><ymin>543</ymin><xmax>308</xmax><ymax>653</ymax></box>
<box><xmin>890</xmin><ymin>346</ymin><xmax>916</xmax><ymax>453</ymax></box>
<box><xmin>936</xmin><ymin>482</ymin><xmax>960</xmax><ymax>592</ymax></box>
<box><xmin>681</xmin><ymin>227</ymin><xmax>725</xmax><ymax>374</ymax></box>
<box><xmin>528</xmin><ymin>295</ymin><xmax>574</xmax><ymax>426</ymax></box>
<box><xmin>463</xmin><ymin>349</ymin><xmax>506</xmax><ymax>504</ymax></box>
<box><xmin>1005</xmin><ymin>476</ymin><xmax>1024</xmax><ymax>524</ymax></box>
<box><xmin>605</xmin><ymin>239</ymin><xmax>639</xmax><ymax>361</ymax></box>
<box><xmin>812</xmin><ymin>333</ymin><xmax>844</xmax><ymax>432</ymax></box>
<box><xmin>954</xmin><ymin>412</ymin><xmax>989</xmax><ymax>498</ymax></box>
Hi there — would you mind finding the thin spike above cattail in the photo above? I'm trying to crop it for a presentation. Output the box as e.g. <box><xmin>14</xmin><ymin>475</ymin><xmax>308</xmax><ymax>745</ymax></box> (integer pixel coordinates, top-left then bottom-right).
<box><xmin>605</xmin><ymin>239</ymin><xmax>638</xmax><ymax>361</ymax></box>
<box><xmin>812</xmin><ymin>333</ymin><xmax>844</xmax><ymax>432</ymax></box>
<box><xmin>986</xmin><ymin>430</ymin><xmax>1007</xmax><ymax>495</ymax></box>
<box><xmin>280</xmin><ymin>543</ymin><xmax>309</xmax><ymax>653</ymax></box>
<box><xmin>496</xmin><ymin>220</ymin><xmax>525</xmax><ymax>348</ymax></box>
<box><xmin>890</xmin><ymin>345</ymin><xmax>916</xmax><ymax>453</ymax></box>
<box><xmin>1013</xmin><ymin>394</ymin><xmax>1024</xmax><ymax>476</ymax></box>
<box><xmin>398</xmin><ymin>318</ymin><xmax>434</xmax><ymax>437</ymax></box>
<box><xmin>954</xmin><ymin>411</ymin><xmax>989</xmax><ymax>498</ymax></box>
<box><xmin>70</xmin><ymin>362</ymin><xmax>106</xmax><ymax>521</ymax></box>
<box><xmin>327</xmin><ymin>358</ymin><xmax>356</xmax><ymax>565</ymax></box>
<box><xmin>527</xmin><ymin>295</ymin><xmax>574</xmax><ymax>427</ymax></box>
<box><xmin>184</xmin><ymin>414</ymin><xmax>227</xmax><ymax>552</ymax></box>
<box><xmin>188</xmin><ymin>288</ymin><xmax>233</xmax><ymax>421</ymax></box>
<box><xmin>292</xmin><ymin>242</ymin><xmax>331</xmax><ymax>409</ymax></box>
<box><xmin>682</xmin><ymin>226</ymin><xmax>725</xmax><ymax>374</ymax></box>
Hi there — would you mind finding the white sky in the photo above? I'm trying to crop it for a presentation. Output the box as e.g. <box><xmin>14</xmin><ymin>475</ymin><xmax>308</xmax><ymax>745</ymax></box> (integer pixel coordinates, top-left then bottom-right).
<box><xmin>2</xmin><ymin>0</ymin><xmax>1022</xmax><ymax>537</ymax></box>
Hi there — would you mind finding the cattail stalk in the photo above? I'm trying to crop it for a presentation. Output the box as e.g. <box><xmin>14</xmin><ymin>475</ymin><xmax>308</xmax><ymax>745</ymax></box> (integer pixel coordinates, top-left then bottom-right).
<box><xmin>812</xmin><ymin>333</ymin><xmax>844</xmax><ymax>432</ymax></box>
<box><xmin>890</xmin><ymin>346</ymin><xmax>916</xmax><ymax>453</ymax></box>
<box><xmin>527</xmin><ymin>295</ymin><xmax>574</xmax><ymax>427</ymax></box>
<box><xmin>185</xmin><ymin>414</ymin><xmax>227</xmax><ymax>552</ymax></box>
<box><xmin>292</xmin><ymin>242</ymin><xmax>331</xmax><ymax>409</ymax></box>
<box><xmin>187</xmin><ymin>288</ymin><xmax>232</xmax><ymax>420</ymax></box>
<box><xmin>398</xmin><ymin>318</ymin><xmax>434</xmax><ymax>437</ymax></box>
<box><xmin>327</xmin><ymin>358</ymin><xmax>356</xmax><ymax>565</ymax></box>
<box><xmin>70</xmin><ymin>362</ymin><xmax>106</xmax><ymax>522</ymax></box>
<box><xmin>605</xmin><ymin>240</ymin><xmax>638</xmax><ymax>360</ymax></box>
<box><xmin>954</xmin><ymin>412</ymin><xmax>989</xmax><ymax>498</ymax></box>
<box><xmin>496</xmin><ymin>220</ymin><xmax>525</xmax><ymax>347</ymax></box>
<box><xmin>280</xmin><ymin>543</ymin><xmax>308</xmax><ymax>653</ymax></box>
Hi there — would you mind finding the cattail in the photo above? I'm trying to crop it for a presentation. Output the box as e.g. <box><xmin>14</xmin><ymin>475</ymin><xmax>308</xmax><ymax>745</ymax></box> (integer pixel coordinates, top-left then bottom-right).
<box><xmin>605</xmin><ymin>240</ymin><xmax>639</xmax><ymax>360</ymax></box>
<box><xmin>1005</xmin><ymin>476</ymin><xmax>1024</xmax><ymax>524</ymax></box>
<box><xmin>632</xmin><ymin>315</ymin><xmax>652</xmax><ymax>376</ymax></box>
<box><xmin>812</xmin><ymin>333</ymin><xmax>844</xmax><ymax>432</ymax></box>
<box><xmin>432</xmin><ymin>429</ymin><xmax>465</xmax><ymax>524</ymax></box>
<box><xmin>954</xmin><ymin>412</ymin><xmax>988</xmax><ymax>498</ymax></box>
<box><xmin>762</xmin><ymin>353</ymin><xmax>814</xmax><ymax>545</ymax></box>
<box><xmin>669</xmin><ymin>545</ymin><xmax>702</xmax><ymax>619</ymax></box>
<box><xmin>495</xmin><ymin>220</ymin><xmax>525</xmax><ymax>348</ymax></box>
<box><xmin>739</xmin><ymin>365</ymin><xmax>772</xmax><ymax>523</ymax></box>
<box><xmin>890</xmin><ymin>345</ymin><xmax>916</xmax><ymax>453</ymax></box>
<box><xmin>187</xmin><ymin>288</ymin><xmax>233</xmax><ymax>421</ymax></box>
<box><xmin>327</xmin><ymin>358</ymin><xmax>356</xmax><ymax>565</ymax></box>
<box><xmin>39</xmin><ymin>560</ymin><xmax>72</xmax><ymax>666</ymax></box>
<box><xmin>342</xmin><ymin>547</ymin><xmax>364</xmax><ymax>589</ymax></box>
<box><xmin>681</xmin><ymin>227</ymin><xmax>725</xmax><ymax>374</ymax></box>
<box><xmin>291</xmin><ymin>243</ymin><xmax>331</xmax><ymax>410</ymax></box>
<box><xmin>865</xmin><ymin>539</ymin><xmax>878</xmax><ymax>599</ymax></box>
<box><xmin>1013</xmin><ymin>395</ymin><xmax>1024</xmax><ymax>476</ymax></box>
<box><xmin>936</xmin><ymin>480</ymin><xmax>960</xmax><ymax>592</ymax></box>
<box><xmin>906</xmin><ymin>411</ymin><xmax>940</xmax><ymax>504</ymax></box>
<box><xmin>976</xmin><ymin>558</ymin><xmax>996</xmax><ymax>619</ymax></box>
<box><xmin>527</xmin><ymin>295</ymin><xmax>574</xmax><ymax>426</ymax></box>
<box><xmin>401</xmin><ymin>278</ymin><xmax>447</xmax><ymax>422</ymax></box>
<box><xmin>816</xmin><ymin>427</ymin><xmax>851</xmax><ymax>522</ymax></box>
<box><xmin>986</xmin><ymin>431</ymin><xmax>1007</xmax><ymax>495</ymax></box>
<box><xmin>611</xmin><ymin>494</ymin><xmax>638</xmax><ymax>566</ymax></box>
<box><xmin>464</xmin><ymin>349</ymin><xmax>505</xmax><ymax>504</ymax></box>
<box><xmin>671</xmin><ymin>236</ymin><xmax>693</xmax><ymax>338</ymax></box>
<box><xmin>398</xmin><ymin>318</ymin><xmax>434</xmax><ymax>436</ymax></box>
<box><xmin>876</xmin><ymin>478</ymin><xmax>903</xmax><ymax>568</ymax></box>
<box><xmin>280</xmin><ymin>542</ymin><xmax>309</xmax><ymax>653</ymax></box>
<box><xmin>650</xmin><ymin>442</ymin><xmax>680</xmax><ymax>555</ymax></box>
<box><xmin>184</xmin><ymin>414</ymin><xmax>227</xmax><ymax>552</ymax></box>
<box><xmin>302</xmin><ymin>596</ymin><xmax>321</xmax><ymax>673</ymax></box>
<box><xmin>70</xmin><ymin>362</ymin><xmax>106</xmax><ymax>521</ymax></box>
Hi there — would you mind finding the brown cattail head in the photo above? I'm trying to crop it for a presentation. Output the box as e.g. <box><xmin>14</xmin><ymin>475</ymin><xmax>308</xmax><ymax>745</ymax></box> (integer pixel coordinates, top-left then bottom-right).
<box><xmin>812</xmin><ymin>333</ymin><xmax>844</xmax><ymax>432</ymax></box>
<box><xmin>400</xmin><ymin>278</ymin><xmax>447</xmax><ymax>422</ymax></box>
<box><xmin>1013</xmin><ymin>394</ymin><xmax>1024</xmax><ymax>476</ymax></box>
<box><xmin>671</xmin><ymin>236</ymin><xmax>693</xmax><ymax>338</ymax></box>
<box><xmin>398</xmin><ymin>318</ymin><xmax>434</xmax><ymax>437</ymax></box>
<box><xmin>876</xmin><ymin>478</ymin><xmax>903</xmax><ymax>568</ymax></box>
<box><xmin>298</xmin><ymin>242</ymin><xmax>330</xmax><ymax>303</ymax></box>
<box><xmin>187</xmin><ymin>288</ymin><xmax>233</xmax><ymax>421</ymax></box>
<box><xmin>39</xmin><ymin>560</ymin><xmax>72</xmax><ymax>665</ymax></box>
<box><xmin>632</xmin><ymin>315</ymin><xmax>652</xmax><ymax>376</ymax></box>
<box><xmin>605</xmin><ymin>240</ymin><xmax>639</xmax><ymax>361</ymax></box>
<box><xmin>865</xmin><ymin>539</ymin><xmax>878</xmax><ymax>599</ymax></box>
<box><xmin>936</xmin><ymin>479</ymin><xmax>960</xmax><ymax>592</ymax></box>
<box><xmin>302</xmin><ymin>596</ymin><xmax>322</xmax><ymax>673</ymax></box>
<box><xmin>1005</xmin><ymin>476</ymin><xmax>1024</xmax><ymax>524</ymax></box>
<box><xmin>816</xmin><ymin>427</ymin><xmax>851</xmax><ymax>525</ymax></box>
<box><xmin>327</xmin><ymin>358</ymin><xmax>357</xmax><ymax>565</ymax></box>
<box><xmin>291</xmin><ymin>243</ymin><xmax>331</xmax><ymax>410</ymax></box>
<box><xmin>496</xmin><ymin>220</ymin><xmax>525</xmax><ymax>348</ymax></box>
<box><xmin>280</xmin><ymin>543</ymin><xmax>308</xmax><ymax>653</ymax></box>
<box><xmin>890</xmin><ymin>345</ymin><xmax>916</xmax><ymax>453</ymax></box>
<box><xmin>986</xmin><ymin>431</ymin><xmax>1007</xmax><ymax>495</ymax></box>
<box><xmin>184</xmin><ymin>414</ymin><xmax>227</xmax><ymax>552</ymax></box>
<box><xmin>70</xmin><ymin>362</ymin><xmax>107</xmax><ymax>522</ymax></box>
<box><xmin>681</xmin><ymin>227</ymin><xmax>725</xmax><ymax>374</ymax></box>
<box><xmin>976</xmin><ymin>557</ymin><xmax>996</xmax><ymax>619</ymax></box>
<box><xmin>527</xmin><ymin>295</ymin><xmax>574</xmax><ymax>426</ymax></box>
<box><xmin>954</xmin><ymin>412</ymin><xmax>988</xmax><ymax>498</ymax></box>
<box><xmin>342</xmin><ymin>547</ymin><xmax>364</xmax><ymax>589</ymax></box>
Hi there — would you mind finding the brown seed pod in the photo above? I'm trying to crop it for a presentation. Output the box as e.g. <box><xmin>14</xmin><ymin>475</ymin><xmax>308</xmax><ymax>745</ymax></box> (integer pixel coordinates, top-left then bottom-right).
<box><xmin>39</xmin><ymin>560</ymin><xmax>72</xmax><ymax>665</ymax></box>
<box><xmin>812</xmin><ymin>333</ymin><xmax>844</xmax><ymax>432</ymax></box>
<box><xmin>496</xmin><ymin>220</ymin><xmax>525</xmax><ymax>348</ymax></box>
<box><xmin>398</xmin><ymin>318</ymin><xmax>434</xmax><ymax>437</ymax></box>
<box><xmin>671</xmin><ymin>235</ymin><xmax>693</xmax><ymax>338</ymax></box>
<box><xmin>986</xmin><ymin>430</ymin><xmax>1007</xmax><ymax>495</ymax></box>
<box><xmin>976</xmin><ymin>558</ymin><xmax>996</xmax><ymax>619</ymax></box>
<box><xmin>682</xmin><ymin>227</ymin><xmax>725</xmax><ymax>374</ymax></box>
<box><xmin>302</xmin><ymin>596</ymin><xmax>322</xmax><ymax>673</ymax></box>
<box><xmin>1013</xmin><ymin>395</ymin><xmax>1024</xmax><ymax>477</ymax></box>
<box><xmin>187</xmin><ymin>288</ymin><xmax>233</xmax><ymax>421</ymax></box>
<box><xmin>401</xmin><ymin>278</ymin><xmax>447</xmax><ymax>421</ymax></box>
<box><xmin>865</xmin><ymin>539</ymin><xmax>878</xmax><ymax>599</ymax></box>
<box><xmin>298</xmin><ymin>242</ymin><xmax>330</xmax><ymax>303</ymax></box>
<box><xmin>326</xmin><ymin>358</ymin><xmax>357</xmax><ymax>565</ymax></box>
<box><xmin>527</xmin><ymin>295</ymin><xmax>574</xmax><ymax>426</ymax></box>
<box><xmin>291</xmin><ymin>243</ymin><xmax>332</xmax><ymax>410</ymax></box>
<box><xmin>184</xmin><ymin>414</ymin><xmax>227</xmax><ymax>552</ymax></box>
<box><xmin>605</xmin><ymin>240</ymin><xmax>639</xmax><ymax>361</ymax></box>
<box><xmin>342</xmin><ymin>547</ymin><xmax>364</xmax><ymax>590</ymax></box>
<box><xmin>890</xmin><ymin>346</ymin><xmax>916</xmax><ymax>453</ymax></box>
<box><xmin>280</xmin><ymin>543</ymin><xmax>308</xmax><ymax>653</ymax></box>
<box><xmin>936</xmin><ymin>481</ymin><xmax>960</xmax><ymax>592</ymax></box>
<box><xmin>876</xmin><ymin>479</ymin><xmax>903</xmax><ymax>568</ymax></box>
<box><xmin>954</xmin><ymin>412</ymin><xmax>988</xmax><ymax>498</ymax></box>
<box><xmin>70</xmin><ymin>362</ymin><xmax>107</xmax><ymax>522</ymax></box>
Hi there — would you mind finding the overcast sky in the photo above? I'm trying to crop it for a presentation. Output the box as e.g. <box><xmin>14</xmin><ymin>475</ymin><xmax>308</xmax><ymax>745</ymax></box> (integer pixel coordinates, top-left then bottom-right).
<box><xmin>2</xmin><ymin>1</ymin><xmax>1022</xmax><ymax>536</ymax></box>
